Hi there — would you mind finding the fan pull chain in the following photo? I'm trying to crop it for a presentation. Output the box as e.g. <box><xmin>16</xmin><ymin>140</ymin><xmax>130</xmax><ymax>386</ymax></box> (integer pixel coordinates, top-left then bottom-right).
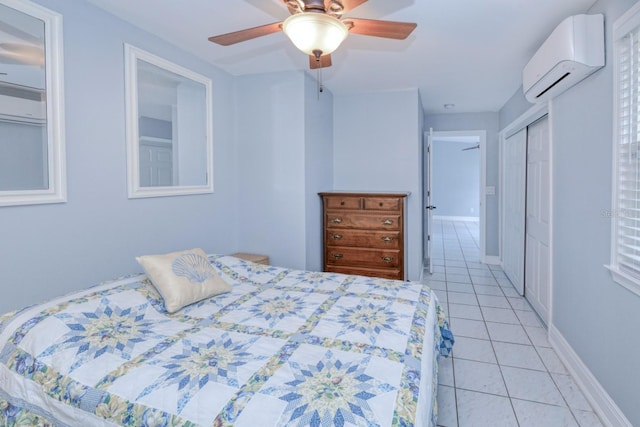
<box><xmin>317</xmin><ymin>67</ymin><xmax>324</xmax><ymax>99</ymax></box>
<box><xmin>312</xmin><ymin>50</ymin><xmax>324</xmax><ymax>98</ymax></box>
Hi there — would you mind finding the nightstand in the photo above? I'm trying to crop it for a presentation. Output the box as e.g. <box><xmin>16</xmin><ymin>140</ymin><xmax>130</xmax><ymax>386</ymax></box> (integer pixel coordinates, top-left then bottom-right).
<box><xmin>231</xmin><ymin>252</ymin><xmax>269</xmax><ymax>265</ymax></box>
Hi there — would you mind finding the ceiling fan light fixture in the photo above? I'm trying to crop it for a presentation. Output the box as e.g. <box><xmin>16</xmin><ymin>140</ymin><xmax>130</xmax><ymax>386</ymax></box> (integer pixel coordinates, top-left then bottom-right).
<box><xmin>283</xmin><ymin>12</ymin><xmax>348</xmax><ymax>57</ymax></box>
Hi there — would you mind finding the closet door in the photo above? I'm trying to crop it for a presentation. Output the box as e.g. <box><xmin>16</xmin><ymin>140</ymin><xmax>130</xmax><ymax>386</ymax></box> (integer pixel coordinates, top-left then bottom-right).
<box><xmin>503</xmin><ymin>129</ymin><xmax>527</xmax><ymax>295</ymax></box>
<box><xmin>525</xmin><ymin>116</ymin><xmax>551</xmax><ymax>323</ymax></box>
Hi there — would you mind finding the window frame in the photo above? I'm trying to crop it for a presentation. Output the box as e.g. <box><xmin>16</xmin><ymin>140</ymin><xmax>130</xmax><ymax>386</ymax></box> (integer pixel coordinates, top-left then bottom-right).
<box><xmin>607</xmin><ymin>1</ymin><xmax>640</xmax><ymax>297</ymax></box>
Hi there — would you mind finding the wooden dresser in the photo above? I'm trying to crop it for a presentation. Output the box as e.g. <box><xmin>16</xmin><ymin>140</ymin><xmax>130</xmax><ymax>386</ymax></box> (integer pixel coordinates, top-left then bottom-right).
<box><xmin>319</xmin><ymin>192</ymin><xmax>409</xmax><ymax>280</ymax></box>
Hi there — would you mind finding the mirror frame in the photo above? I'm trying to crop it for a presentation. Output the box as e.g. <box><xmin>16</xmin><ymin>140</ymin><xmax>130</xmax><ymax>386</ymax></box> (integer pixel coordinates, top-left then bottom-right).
<box><xmin>124</xmin><ymin>44</ymin><xmax>214</xmax><ymax>199</ymax></box>
<box><xmin>0</xmin><ymin>0</ymin><xmax>66</xmax><ymax>207</ymax></box>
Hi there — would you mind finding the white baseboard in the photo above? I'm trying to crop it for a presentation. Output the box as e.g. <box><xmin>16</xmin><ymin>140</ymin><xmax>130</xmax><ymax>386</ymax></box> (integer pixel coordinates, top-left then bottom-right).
<box><xmin>433</xmin><ymin>215</ymin><xmax>479</xmax><ymax>222</ymax></box>
<box><xmin>482</xmin><ymin>255</ymin><xmax>501</xmax><ymax>265</ymax></box>
<box><xmin>549</xmin><ymin>324</ymin><xmax>632</xmax><ymax>427</ymax></box>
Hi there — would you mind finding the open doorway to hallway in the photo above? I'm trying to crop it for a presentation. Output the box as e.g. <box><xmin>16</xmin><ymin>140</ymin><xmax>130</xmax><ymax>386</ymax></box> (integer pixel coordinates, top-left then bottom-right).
<box><xmin>424</xmin><ymin>130</ymin><xmax>487</xmax><ymax>273</ymax></box>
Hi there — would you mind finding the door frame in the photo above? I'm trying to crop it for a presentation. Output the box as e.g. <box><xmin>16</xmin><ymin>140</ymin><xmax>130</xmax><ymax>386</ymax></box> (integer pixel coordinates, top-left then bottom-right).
<box><xmin>423</xmin><ymin>129</ymin><xmax>488</xmax><ymax>264</ymax></box>
<box><xmin>499</xmin><ymin>101</ymin><xmax>553</xmax><ymax>326</ymax></box>
<box><xmin>425</xmin><ymin>129</ymin><xmax>434</xmax><ymax>273</ymax></box>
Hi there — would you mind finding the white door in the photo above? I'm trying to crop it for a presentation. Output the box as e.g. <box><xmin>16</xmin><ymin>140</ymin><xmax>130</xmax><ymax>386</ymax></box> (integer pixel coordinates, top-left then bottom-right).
<box><xmin>525</xmin><ymin>116</ymin><xmax>551</xmax><ymax>323</ymax></box>
<box><xmin>503</xmin><ymin>129</ymin><xmax>527</xmax><ymax>295</ymax></box>
<box><xmin>140</xmin><ymin>143</ymin><xmax>173</xmax><ymax>187</ymax></box>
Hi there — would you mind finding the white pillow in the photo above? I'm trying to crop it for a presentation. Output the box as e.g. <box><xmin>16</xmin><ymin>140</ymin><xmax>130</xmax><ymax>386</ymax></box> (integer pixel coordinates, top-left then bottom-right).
<box><xmin>136</xmin><ymin>248</ymin><xmax>231</xmax><ymax>313</ymax></box>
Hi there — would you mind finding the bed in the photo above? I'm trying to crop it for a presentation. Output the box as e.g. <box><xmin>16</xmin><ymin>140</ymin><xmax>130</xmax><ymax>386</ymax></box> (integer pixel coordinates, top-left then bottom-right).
<box><xmin>0</xmin><ymin>253</ymin><xmax>453</xmax><ymax>426</ymax></box>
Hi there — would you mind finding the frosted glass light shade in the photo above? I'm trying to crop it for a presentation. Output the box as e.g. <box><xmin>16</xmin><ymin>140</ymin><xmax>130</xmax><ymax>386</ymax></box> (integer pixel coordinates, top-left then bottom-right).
<box><xmin>283</xmin><ymin>13</ymin><xmax>348</xmax><ymax>56</ymax></box>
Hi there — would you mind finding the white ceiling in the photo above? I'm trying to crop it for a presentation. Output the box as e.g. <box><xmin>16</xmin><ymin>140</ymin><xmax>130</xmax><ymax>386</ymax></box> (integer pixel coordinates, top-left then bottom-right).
<box><xmin>83</xmin><ymin>0</ymin><xmax>598</xmax><ymax>114</ymax></box>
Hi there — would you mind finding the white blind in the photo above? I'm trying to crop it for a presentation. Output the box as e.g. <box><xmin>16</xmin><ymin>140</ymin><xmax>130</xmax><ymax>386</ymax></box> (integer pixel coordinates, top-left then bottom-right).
<box><xmin>615</xmin><ymin>25</ymin><xmax>640</xmax><ymax>279</ymax></box>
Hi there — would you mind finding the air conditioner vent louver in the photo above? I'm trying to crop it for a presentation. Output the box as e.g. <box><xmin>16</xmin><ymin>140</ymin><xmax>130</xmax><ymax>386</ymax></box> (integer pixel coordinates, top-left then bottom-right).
<box><xmin>535</xmin><ymin>72</ymin><xmax>571</xmax><ymax>99</ymax></box>
<box><xmin>523</xmin><ymin>14</ymin><xmax>604</xmax><ymax>103</ymax></box>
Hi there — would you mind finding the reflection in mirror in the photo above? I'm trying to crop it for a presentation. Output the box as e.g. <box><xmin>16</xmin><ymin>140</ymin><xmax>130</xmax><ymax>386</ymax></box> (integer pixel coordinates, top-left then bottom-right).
<box><xmin>0</xmin><ymin>0</ymin><xmax>65</xmax><ymax>206</ymax></box>
<box><xmin>125</xmin><ymin>44</ymin><xmax>213</xmax><ymax>198</ymax></box>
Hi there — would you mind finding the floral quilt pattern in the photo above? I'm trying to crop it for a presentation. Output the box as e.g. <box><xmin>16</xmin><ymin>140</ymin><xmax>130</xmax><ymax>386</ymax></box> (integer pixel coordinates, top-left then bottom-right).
<box><xmin>0</xmin><ymin>255</ymin><xmax>453</xmax><ymax>427</ymax></box>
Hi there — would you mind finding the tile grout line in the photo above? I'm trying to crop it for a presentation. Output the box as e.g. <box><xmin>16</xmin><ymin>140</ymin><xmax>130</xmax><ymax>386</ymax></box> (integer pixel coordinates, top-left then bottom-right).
<box><xmin>440</xmin><ymin>221</ymin><xmax>461</xmax><ymax>427</ymax></box>
<box><xmin>456</xmin><ymin>221</ymin><xmax>522</xmax><ymax>427</ymax></box>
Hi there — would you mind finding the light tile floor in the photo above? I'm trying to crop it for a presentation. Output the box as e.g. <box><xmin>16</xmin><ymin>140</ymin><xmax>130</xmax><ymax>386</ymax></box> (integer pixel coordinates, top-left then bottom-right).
<box><xmin>423</xmin><ymin>220</ymin><xmax>603</xmax><ymax>427</ymax></box>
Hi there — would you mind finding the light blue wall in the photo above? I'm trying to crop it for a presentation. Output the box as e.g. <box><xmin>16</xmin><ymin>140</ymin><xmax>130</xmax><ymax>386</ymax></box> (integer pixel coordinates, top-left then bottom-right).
<box><xmin>235</xmin><ymin>71</ymin><xmax>307</xmax><ymax>269</ymax></box>
<box><xmin>333</xmin><ymin>89</ymin><xmax>423</xmax><ymax>280</ymax></box>
<box><xmin>234</xmin><ymin>70</ymin><xmax>333</xmax><ymax>271</ymax></box>
<box><xmin>550</xmin><ymin>0</ymin><xmax>639</xmax><ymax>423</ymax></box>
<box><xmin>432</xmin><ymin>140</ymin><xmax>480</xmax><ymax>218</ymax></box>
<box><xmin>424</xmin><ymin>113</ymin><xmax>500</xmax><ymax>256</ymax></box>
<box><xmin>0</xmin><ymin>0</ymin><xmax>239</xmax><ymax>313</ymax></box>
<box><xmin>0</xmin><ymin>2</ymin><xmax>335</xmax><ymax>314</ymax></box>
<box><xmin>304</xmin><ymin>74</ymin><xmax>334</xmax><ymax>272</ymax></box>
<box><xmin>499</xmin><ymin>85</ymin><xmax>534</xmax><ymax>130</ymax></box>
<box><xmin>499</xmin><ymin>0</ymin><xmax>640</xmax><ymax>423</ymax></box>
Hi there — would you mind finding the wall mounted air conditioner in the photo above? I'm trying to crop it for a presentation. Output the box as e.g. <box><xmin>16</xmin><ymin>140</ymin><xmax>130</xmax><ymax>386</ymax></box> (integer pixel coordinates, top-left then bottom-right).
<box><xmin>523</xmin><ymin>14</ymin><xmax>604</xmax><ymax>104</ymax></box>
<box><xmin>0</xmin><ymin>93</ymin><xmax>46</xmax><ymax>124</ymax></box>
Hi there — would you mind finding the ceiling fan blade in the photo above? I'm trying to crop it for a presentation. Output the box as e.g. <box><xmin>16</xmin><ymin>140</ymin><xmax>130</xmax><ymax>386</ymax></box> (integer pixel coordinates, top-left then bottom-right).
<box><xmin>462</xmin><ymin>145</ymin><xmax>480</xmax><ymax>151</ymax></box>
<box><xmin>309</xmin><ymin>53</ymin><xmax>332</xmax><ymax>69</ymax></box>
<box><xmin>208</xmin><ymin>22</ymin><xmax>283</xmax><ymax>46</ymax></box>
<box><xmin>344</xmin><ymin>18</ymin><xmax>417</xmax><ymax>40</ymax></box>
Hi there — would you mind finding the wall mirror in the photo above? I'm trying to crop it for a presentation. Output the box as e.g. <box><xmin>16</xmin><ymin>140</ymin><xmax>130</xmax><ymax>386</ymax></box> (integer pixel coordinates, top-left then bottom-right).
<box><xmin>0</xmin><ymin>0</ymin><xmax>65</xmax><ymax>206</ymax></box>
<box><xmin>125</xmin><ymin>44</ymin><xmax>213</xmax><ymax>198</ymax></box>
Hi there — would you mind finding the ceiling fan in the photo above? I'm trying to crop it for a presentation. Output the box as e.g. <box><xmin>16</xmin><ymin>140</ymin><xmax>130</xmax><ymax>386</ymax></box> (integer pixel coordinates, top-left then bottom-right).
<box><xmin>208</xmin><ymin>0</ymin><xmax>417</xmax><ymax>69</ymax></box>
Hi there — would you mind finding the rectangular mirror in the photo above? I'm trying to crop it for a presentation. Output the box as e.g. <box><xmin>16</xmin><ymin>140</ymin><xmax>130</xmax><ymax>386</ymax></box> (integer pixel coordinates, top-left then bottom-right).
<box><xmin>125</xmin><ymin>44</ymin><xmax>213</xmax><ymax>198</ymax></box>
<box><xmin>0</xmin><ymin>0</ymin><xmax>66</xmax><ymax>206</ymax></box>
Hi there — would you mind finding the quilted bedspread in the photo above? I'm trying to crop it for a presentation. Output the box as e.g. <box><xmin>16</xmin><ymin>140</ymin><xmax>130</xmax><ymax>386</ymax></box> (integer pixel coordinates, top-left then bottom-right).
<box><xmin>0</xmin><ymin>255</ymin><xmax>453</xmax><ymax>427</ymax></box>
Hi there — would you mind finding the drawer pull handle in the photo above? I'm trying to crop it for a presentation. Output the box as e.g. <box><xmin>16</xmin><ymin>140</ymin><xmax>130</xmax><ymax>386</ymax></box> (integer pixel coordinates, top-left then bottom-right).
<box><xmin>332</xmin><ymin>234</ymin><xmax>343</xmax><ymax>240</ymax></box>
<box><xmin>381</xmin><ymin>236</ymin><xmax>394</xmax><ymax>243</ymax></box>
<box><xmin>331</xmin><ymin>218</ymin><xmax>343</xmax><ymax>224</ymax></box>
<box><xmin>340</xmin><ymin>201</ymin><xmax>345</xmax><ymax>206</ymax></box>
<box><xmin>382</xmin><ymin>219</ymin><xmax>394</xmax><ymax>226</ymax></box>
<box><xmin>382</xmin><ymin>256</ymin><xmax>394</xmax><ymax>264</ymax></box>
<box><xmin>332</xmin><ymin>253</ymin><xmax>344</xmax><ymax>259</ymax></box>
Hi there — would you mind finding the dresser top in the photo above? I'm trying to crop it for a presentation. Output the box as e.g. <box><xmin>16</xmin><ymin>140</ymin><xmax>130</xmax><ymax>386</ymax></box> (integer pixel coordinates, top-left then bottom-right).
<box><xmin>319</xmin><ymin>191</ymin><xmax>410</xmax><ymax>197</ymax></box>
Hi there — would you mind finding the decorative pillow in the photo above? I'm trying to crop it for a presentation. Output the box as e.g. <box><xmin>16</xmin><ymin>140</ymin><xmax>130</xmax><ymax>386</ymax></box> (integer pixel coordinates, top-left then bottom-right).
<box><xmin>136</xmin><ymin>248</ymin><xmax>231</xmax><ymax>313</ymax></box>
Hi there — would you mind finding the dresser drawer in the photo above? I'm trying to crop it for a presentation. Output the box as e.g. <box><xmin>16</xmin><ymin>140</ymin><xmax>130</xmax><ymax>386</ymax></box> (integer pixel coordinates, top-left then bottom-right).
<box><xmin>326</xmin><ymin>247</ymin><xmax>401</xmax><ymax>268</ymax></box>
<box><xmin>325</xmin><ymin>229</ymin><xmax>401</xmax><ymax>249</ymax></box>
<box><xmin>324</xmin><ymin>196</ymin><xmax>361</xmax><ymax>210</ymax></box>
<box><xmin>325</xmin><ymin>212</ymin><xmax>401</xmax><ymax>230</ymax></box>
<box><xmin>325</xmin><ymin>265</ymin><xmax>403</xmax><ymax>281</ymax></box>
<box><xmin>363</xmin><ymin>197</ymin><xmax>401</xmax><ymax>211</ymax></box>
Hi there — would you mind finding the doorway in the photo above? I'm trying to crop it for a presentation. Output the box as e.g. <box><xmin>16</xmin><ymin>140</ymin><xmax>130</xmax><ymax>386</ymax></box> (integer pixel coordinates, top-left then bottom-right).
<box><xmin>423</xmin><ymin>130</ymin><xmax>487</xmax><ymax>272</ymax></box>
